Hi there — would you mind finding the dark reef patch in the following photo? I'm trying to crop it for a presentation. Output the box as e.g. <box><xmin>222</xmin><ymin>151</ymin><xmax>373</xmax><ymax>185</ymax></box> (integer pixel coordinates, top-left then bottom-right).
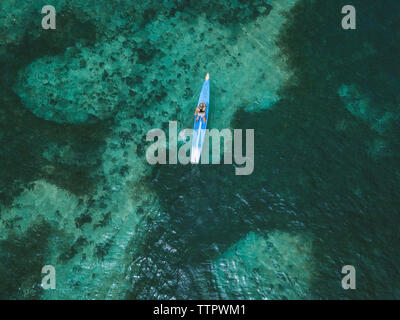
<box><xmin>59</xmin><ymin>236</ymin><xmax>89</xmax><ymax>263</ymax></box>
<box><xmin>75</xmin><ymin>212</ymin><xmax>93</xmax><ymax>228</ymax></box>
<box><xmin>136</xmin><ymin>40</ymin><xmax>164</xmax><ymax>65</ymax></box>
<box><xmin>95</xmin><ymin>238</ymin><xmax>113</xmax><ymax>260</ymax></box>
<box><xmin>94</xmin><ymin>211</ymin><xmax>112</xmax><ymax>229</ymax></box>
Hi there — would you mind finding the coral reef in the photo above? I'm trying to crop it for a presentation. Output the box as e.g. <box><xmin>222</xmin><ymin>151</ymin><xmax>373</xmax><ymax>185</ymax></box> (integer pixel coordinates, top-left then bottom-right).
<box><xmin>338</xmin><ymin>83</ymin><xmax>398</xmax><ymax>135</ymax></box>
<box><xmin>211</xmin><ymin>231</ymin><xmax>314</xmax><ymax>299</ymax></box>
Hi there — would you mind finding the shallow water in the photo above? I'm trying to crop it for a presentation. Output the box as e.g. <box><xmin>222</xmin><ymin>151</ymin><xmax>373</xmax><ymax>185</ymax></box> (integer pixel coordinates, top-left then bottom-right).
<box><xmin>0</xmin><ymin>0</ymin><xmax>399</xmax><ymax>299</ymax></box>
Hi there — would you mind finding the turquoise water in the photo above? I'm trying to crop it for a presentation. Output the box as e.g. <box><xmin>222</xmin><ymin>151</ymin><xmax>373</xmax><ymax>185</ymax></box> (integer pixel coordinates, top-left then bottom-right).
<box><xmin>0</xmin><ymin>0</ymin><xmax>399</xmax><ymax>299</ymax></box>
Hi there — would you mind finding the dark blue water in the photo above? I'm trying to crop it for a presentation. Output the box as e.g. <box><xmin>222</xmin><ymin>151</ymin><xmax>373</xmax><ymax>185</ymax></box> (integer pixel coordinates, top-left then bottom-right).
<box><xmin>0</xmin><ymin>0</ymin><xmax>399</xmax><ymax>299</ymax></box>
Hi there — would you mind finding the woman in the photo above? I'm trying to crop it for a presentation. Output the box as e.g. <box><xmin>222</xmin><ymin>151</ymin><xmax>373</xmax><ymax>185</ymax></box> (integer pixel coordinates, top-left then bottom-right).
<box><xmin>194</xmin><ymin>102</ymin><xmax>207</xmax><ymax>123</ymax></box>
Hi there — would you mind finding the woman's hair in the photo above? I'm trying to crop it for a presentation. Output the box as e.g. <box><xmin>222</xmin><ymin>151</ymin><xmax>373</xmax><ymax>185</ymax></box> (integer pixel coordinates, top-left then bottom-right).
<box><xmin>199</xmin><ymin>103</ymin><xmax>206</xmax><ymax>111</ymax></box>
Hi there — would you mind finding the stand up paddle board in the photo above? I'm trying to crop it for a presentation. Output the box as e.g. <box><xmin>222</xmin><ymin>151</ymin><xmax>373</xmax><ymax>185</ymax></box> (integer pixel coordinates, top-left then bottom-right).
<box><xmin>191</xmin><ymin>73</ymin><xmax>210</xmax><ymax>164</ymax></box>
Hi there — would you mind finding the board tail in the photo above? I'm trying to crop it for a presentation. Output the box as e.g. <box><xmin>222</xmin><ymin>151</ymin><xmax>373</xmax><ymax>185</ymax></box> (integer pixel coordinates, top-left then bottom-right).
<box><xmin>190</xmin><ymin>147</ymin><xmax>201</xmax><ymax>164</ymax></box>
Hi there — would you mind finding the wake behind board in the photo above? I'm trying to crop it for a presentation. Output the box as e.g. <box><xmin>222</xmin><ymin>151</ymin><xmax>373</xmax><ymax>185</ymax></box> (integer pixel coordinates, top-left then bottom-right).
<box><xmin>191</xmin><ymin>74</ymin><xmax>210</xmax><ymax>164</ymax></box>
